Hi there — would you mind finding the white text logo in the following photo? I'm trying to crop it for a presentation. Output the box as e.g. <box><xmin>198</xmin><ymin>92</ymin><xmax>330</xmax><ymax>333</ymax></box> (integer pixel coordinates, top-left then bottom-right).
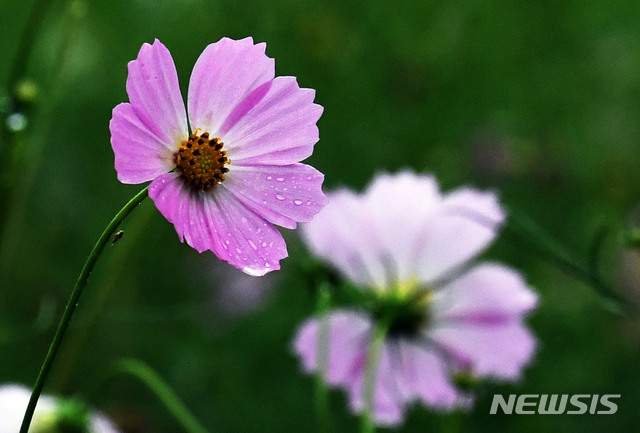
<box><xmin>489</xmin><ymin>394</ymin><xmax>620</xmax><ymax>415</ymax></box>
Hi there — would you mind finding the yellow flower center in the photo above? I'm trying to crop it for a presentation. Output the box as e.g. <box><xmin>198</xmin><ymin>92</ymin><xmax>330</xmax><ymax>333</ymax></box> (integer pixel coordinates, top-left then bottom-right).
<box><xmin>176</xmin><ymin>131</ymin><xmax>229</xmax><ymax>191</ymax></box>
<box><xmin>372</xmin><ymin>277</ymin><xmax>433</xmax><ymax>337</ymax></box>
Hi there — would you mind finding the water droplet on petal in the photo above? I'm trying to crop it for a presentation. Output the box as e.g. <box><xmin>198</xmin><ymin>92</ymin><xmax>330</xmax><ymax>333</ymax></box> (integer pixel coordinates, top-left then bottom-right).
<box><xmin>243</xmin><ymin>267</ymin><xmax>264</xmax><ymax>277</ymax></box>
<box><xmin>248</xmin><ymin>240</ymin><xmax>257</xmax><ymax>250</ymax></box>
<box><xmin>276</xmin><ymin>177</ymin><xmax>285</xmax><ymax>182</ymax></box>
<box><xmin>265</xmin><ymin>263</ymin><xmax>271</xmax><ymax>268</ymax></box>
<box><xmin>267</xmin><ymin>176</ymin><xmax>272</xmax><ymax>180</ymax></box>
<box><xmin>241</xmin><ymin>217</ymin><xmax>247</xmax><ymax>223</ymax></box>
<box><xmin>276</xmin><ymin>193</ymin><xmax>285</xmax><ymax>201</ymax></box>
<box><xmin>262</xmin><ymin>242</ymin><xmax>267</xmax><ymax>247</ymax></box>
<box><xmin>294</xmin><ymin>199</ymin><xmax>303</xmax><ymax>206</ymax></box>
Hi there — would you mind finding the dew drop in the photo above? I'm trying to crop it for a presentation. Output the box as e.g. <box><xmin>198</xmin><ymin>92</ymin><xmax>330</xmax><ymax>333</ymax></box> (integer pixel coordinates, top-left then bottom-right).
<box><xmin>306</xmin><ymin>201</ymin><xmax>312</xmax><ymax>206</ymax></box>
<box><xmin>276</xmin><ymin>177</ymin><xmax>285</xmax><ymax>182</ymax></box>
<box><xmin>241</xmin><ymin>217</ymin><xmax>248</xmax><ymax>223</ymax></box>
<box><xmin>276</xmin><ymin>193</ymin><xmax>285</xmax><ymax>201</ymax></box>
<box><xmin>236</xmin><ymin>248</ymin><xmax>242</xmax><ymax>254</ymax></box>
<box><xmin>248</xmin><ymin>240</ymin><xmax>258</xmax><ymax>250</ymax></box>
<box><xmin>262</xmin><ymin>242</ymin><xmax>267</xmax><ymax>247</ymax></box>
<box><xmin>265</xmin><ymin>263</ymin><xmax>271</xmax><ymax>268</ymax></box>
<box><xmin>294</xmin><ymin>199</ymin><xmax>303</xmax><ymax>206</ymax></box>
<box><xmin>267</xmin><ymin>176</ymin><xmax>272</xmax><ymax>180</ymax></box>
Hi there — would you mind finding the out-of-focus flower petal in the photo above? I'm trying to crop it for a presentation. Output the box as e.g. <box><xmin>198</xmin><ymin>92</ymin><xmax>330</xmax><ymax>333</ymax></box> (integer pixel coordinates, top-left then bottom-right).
<box><xmin>226</xmin><ymin>164</ymin><xmax>327</xmax><ymax>229</ymax></box>
<box><xmin>302</xmin><ymin>190</ymin><xmax>388</xmax><ymax>287</ymax></box>
<box><xmin>428</xmin><ymin>320</ymin><xmax>537</xmax><ymax>380</ymax></box>
<box><xmin>188</xmin><ymin>37</ymin><xmax>275</xmax><ymax>135</ymax></box>
<box><xmin>294</xmin><ymin>310</ymin><xmax>371</xmax><ymax>386</ymax></box>
<box><xmin>398</xmin><ymin>340</ymin><xmax>461</xmax><ymax>410</ymax></box>
<box><xmin>0</xmin><ymin>384</ymin><xmax>57</xmax><ymax>433</ymax></box>
<box><xmin>414</xmin><ymin>188</ymin><xmax>505</xmax><ymax>284</ymax></box>
<box><xmin>110</xmin><ymin>103</ymin><xmax>176</xmax><ymax>183</ymax></box>
<box><xmin>432</xmin><ymin>263</ymin><xmax>537</xmax><ymax>323</ymax></box>
<box><xmin>125</xmin><ymin>39</ymin><xmax>187</xmax><ymax>147</ymax></box>
<box><xmin>221</xmin><ymin>76</ymin><xmax>323</xmax><ymax>165</ymax></box>
<box><xmin>361</xmin><ymin>171</ymin><xmax>442</xmax><ymax>283</ymax></box>
<box><xmin>0</xmin><ymin>384</ymin><xmax>121</xmax><ymax>433</ymax></box>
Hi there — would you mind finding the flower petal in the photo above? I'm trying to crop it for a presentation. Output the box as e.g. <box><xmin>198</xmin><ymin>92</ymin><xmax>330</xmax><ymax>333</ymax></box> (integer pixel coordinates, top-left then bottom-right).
<box><xmin>360</xmin><ymin>171</ymin><xmax>442</xmax><ymax>283</ymax></box>
<box><xmin>149</xmin><ymin>170</ymin><xmax>287</xmax><ymax>275</ymax></box>
<box><xmin>432</xmin><ymin>263</ymin><xmax>538</xmax><ymax>323</ymax></box>
<box><xmin>293</xmin><ymin>311</ymin><xmax>407</xmax><ymax>426</ymax></box>
<box><xmin>428</xmin><ymin>320</ymin><xmax>537</xmax><ymax>380</ymax></box>
<box><xmin>302</xmin><ymin>190</ymin><xmax>389</xmax><ymax>288</ymax></box>
<box><xmin>398</xmin><ymin>341</ymin><xmax>461</xmax><ymax>410</ymax></box>
<box><xmin>220</xmin><ymin>76</ymin><xmax>323</xmax><ymax>165</ymax></box>
<box><xmin>110</xmin><ymin>103</ymin><xmax>176</xmax><ymax>183</ymax></box>
<box><xmin>149</xmin><ymin>172</ymin><xmax>189</xmax><ymax>234</ymax></box>
<box><xmin>188</xmin><ymin>37</ymin><xmax>275</xmax><ymax>136</ymax></box>
<box><xmin>0</xmin><ymin>384</ymin><xmax>58</xmax><ymax>433</ymax></box>
<box><xmin>225</xmin><ymin>164</ymin><xmax>327</xmax><ymax>229</ymax></box>
<box><xmin>414</xmin><ymin>186</ymin><xmax>506</xmax><ymax>283</ymax></box>
<box><xmin>349</xmin><ymin>341</ymin><xmax>410</xmax><ymax>427</ymax></box>
<box><xmin>204</xmin><ymin>186</ymin><xmax>288</xmax><ymax>275</ymax></box>
<box><xmin>293</xmin><ymin>310</ymin><xmax>371</xmax><ymax>385</ymax></box>
<box><xmin>125</xmin><ymin>39</ymin><xmax>187</xmax><ymax>147</ymax></box>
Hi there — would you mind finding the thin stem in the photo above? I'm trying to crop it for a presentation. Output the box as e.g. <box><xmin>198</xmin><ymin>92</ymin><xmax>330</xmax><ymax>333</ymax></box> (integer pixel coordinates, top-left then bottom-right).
<box><xmin>360</xmin><ymin>317</ymin><xmax>391</xmax><ymax>433</ymax></box>
<box><xmin>20</xmin><ymin>186</ymin><xmax>149</xmax><ymax>433</ymax></box>
<box><xmin>314</xmin><ymin>282</ymin><xmax>332</xmax><ymax>433</ymax></box>
<box><xmin>505</xmin><ymin>206</ymin><xmax>634</xmax><ymax>316</ymax></box>
<box><xmin>112</xmin><ymin>358</ymin><xmax>210</xmax><ymax>433</ymax></box>
<box><xmin>5</xmin><ymin>0</ymin><xmax>56</xmax><ymax>95</ymax></box>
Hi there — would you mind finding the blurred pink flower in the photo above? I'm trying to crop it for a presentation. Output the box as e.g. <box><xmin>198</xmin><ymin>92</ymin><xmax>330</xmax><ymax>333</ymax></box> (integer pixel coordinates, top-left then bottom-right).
<box><xmin>293</xmin><ymin>171</ymin><xmax>538</xmax><ymax>426</ymax></box>
<box><xmin>0</xmin><ymin>384</ymin><xmax>120</xmax><ymax>433</ymax></box>
<box><xmin>110</xmin><ymin>38</ymin><xmax>327</xmax><ymax>276</ymax></box>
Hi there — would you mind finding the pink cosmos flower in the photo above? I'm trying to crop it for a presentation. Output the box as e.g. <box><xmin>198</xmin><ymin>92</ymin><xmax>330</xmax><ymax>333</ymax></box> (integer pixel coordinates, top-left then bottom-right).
<box><xmin>293</xmin><ymin>171</ymin><xmax>538</xmax><ymax>426</ymax></box>
<box><xmin>0</xmin><ymin>384</ymin><xmax>121</xmax><ymax>433</ymax></box>
<box><xmin>110</xmin><ymin>37</ymin><xmax>327</xmax><ymax>276</ymax></box>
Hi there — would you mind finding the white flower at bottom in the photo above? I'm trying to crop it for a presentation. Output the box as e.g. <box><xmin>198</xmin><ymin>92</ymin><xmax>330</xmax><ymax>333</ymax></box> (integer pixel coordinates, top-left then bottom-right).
<box><xmin>293</xmin><ymin>171</ymin><xmax>538</xmax><ymax>426</ymax></box>
<box><xmin>0</xmin><ymin>384</ymin><xmax>121</xmax><ymax>433</ymax></box>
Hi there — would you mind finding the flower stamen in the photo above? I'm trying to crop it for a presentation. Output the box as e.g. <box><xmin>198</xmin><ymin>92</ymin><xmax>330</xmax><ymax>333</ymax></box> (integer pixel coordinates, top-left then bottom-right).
<box><xmin>176</xmin><ymin>131</ymin><xmax>229</xmax><ymax>191</ymax></box>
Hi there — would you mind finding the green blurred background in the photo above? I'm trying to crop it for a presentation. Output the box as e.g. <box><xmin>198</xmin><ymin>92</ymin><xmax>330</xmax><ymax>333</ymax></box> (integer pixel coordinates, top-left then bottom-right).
<box><xmin>1</xmin><ymin>0</ymin><xmax>640</xmax><ymax>431</ymax></box>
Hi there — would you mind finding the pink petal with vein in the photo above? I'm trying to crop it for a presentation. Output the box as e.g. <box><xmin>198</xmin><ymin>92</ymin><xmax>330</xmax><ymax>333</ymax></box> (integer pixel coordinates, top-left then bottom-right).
<box><xmin>226</xmin><ymin>164</ymin><xmax>327</xmax><ymax>229</ymax></box>
<box><xmin>188</xmin><ymin>37</ymin><xmax>275</xmax><ymax>135</ymax></box>
<box><xmin>125</xmin><ymin>39</ymin><xmax>187</xmax><ymax>147</ymax></box>
<box><xmin>110</xmin><ymin>103</ymin><xmax>176</xmax><ymax>183</ymax></box>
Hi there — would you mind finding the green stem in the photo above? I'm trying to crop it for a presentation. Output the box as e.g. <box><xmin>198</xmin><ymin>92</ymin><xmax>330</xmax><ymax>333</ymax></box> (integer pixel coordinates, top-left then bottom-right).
<box><xmin>315</xmin><ymin>282</ymin><xmax>332</xmax><ymax>433</ymax></box>
<box><xmin>20</xmin><ymin>186</ymin><xmax>149</xmax><ymax>433</ymax></box>
<box><xmin>5</xmin><ymin>0</ymin><xmax>56</xmax><ymax>96</ymax></box>
<box><xmin>506</xmin><ymin>206</ymin><xmax>634</xmax><ymax>316</ymax></box>
<box><xmin>111</xmin><ymin>358</ymin><xmax>210</xmax><ymax>433</ymax></box>
<box><xmin>360</xmin><ymin>317</ymin><xmax>391</xmax><ymax>433</ymax></box>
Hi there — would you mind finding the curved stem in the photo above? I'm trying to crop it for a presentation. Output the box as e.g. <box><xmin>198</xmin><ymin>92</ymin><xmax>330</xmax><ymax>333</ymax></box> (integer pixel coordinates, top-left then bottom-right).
<box><xmin>505</xmin><ymin>206</ymin><xmax>635</xmax><ymax>316</ymax></box>
<box><xmin>111</xmin><ymin>358</ymin><xmax>210</xmax><ymax>433</ymax></box>
<box><xmin>360</xmin><ymin>317</ymin><xmax>391</xmax><ymax>433</ymax></box>
<box><xmin>20</xmin><ymin>186</ymin><xmax>149</xmax><ymax>433</ymax></box>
